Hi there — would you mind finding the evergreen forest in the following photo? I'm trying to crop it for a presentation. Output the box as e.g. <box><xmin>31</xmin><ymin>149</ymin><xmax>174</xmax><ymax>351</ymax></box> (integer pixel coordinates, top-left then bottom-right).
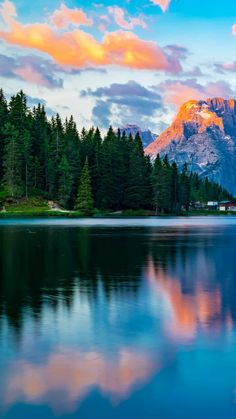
<box><xmin>0</xmin><ymin>89</ymin><xmax>232</xmax><ymax>214</ymax></box>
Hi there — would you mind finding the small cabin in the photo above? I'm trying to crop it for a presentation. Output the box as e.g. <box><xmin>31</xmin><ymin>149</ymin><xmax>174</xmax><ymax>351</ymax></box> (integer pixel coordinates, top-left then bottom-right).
<box><xmin>219</xmin><ymin>201</ymin><xmax>236</xmax><ymax>212</ymax></box>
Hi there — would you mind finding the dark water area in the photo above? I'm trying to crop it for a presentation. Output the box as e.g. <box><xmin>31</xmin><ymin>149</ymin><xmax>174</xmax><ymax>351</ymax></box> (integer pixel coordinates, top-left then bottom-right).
<box><xmin>1</xmin><ymin>217</ymin><xmax>236</xmax><ymax>418</ymax></box>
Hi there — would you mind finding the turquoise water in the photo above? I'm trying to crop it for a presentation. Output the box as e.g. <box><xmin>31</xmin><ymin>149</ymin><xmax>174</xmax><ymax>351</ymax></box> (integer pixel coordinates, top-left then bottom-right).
<box><xmin>1</xmin><ymin>217</ymin><xmax>236</xmax><ymax>418</ymax></box>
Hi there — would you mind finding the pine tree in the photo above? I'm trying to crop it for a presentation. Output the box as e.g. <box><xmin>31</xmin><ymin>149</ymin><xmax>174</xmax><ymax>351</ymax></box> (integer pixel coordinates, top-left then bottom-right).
<box><xmin>6</xmin><ymin>91</ymin><xmax>34</xmax><ymax>198</ymax></box>
<box><xmin>3</xmin><ymin>123</ymin><xmax>23</xmax><ymax>198</ymax></box>
<box><xmin>124</xmin><ymin>133</ymin><xmax>150</xmax><ymax>209</ymax></box>
<box><xmin>91</xmin><ymin>127</ymin><xmax>102</xmax><ymax>208</ymax></box>
<box><xmin>22</xmin><ymin>130</ymin><xmax>32</xmax><ymax>199</ymax></box>
<box><xmin>171</xmin><ymin>162</ymin><xmax>179</xmax><ymax>213</ymax></box>
<box><xmin>96</xmin><ymin>126</ymin><xmax>116</xmax><ymax>209</ymax></box>
<box><xmin>159</xmin><ymin>155</ymin><xmax>172</xmax><ymax>213</ymax></box>
<box><xmin>152</xmin><ymin>154</ymin><xmax>163</xmax><ymax>214</ymax></box>
<box><xmin>179</xmin><ymin>163</ymin><xmax>190</xmax><ymax>210</ymax></box>
<box><xmin>0</xmin><ymin>89</ymin><xmax>8</xmax><ymax>179</ymax></box>
<box><xmin>48</xmin><ymin>113</ymin><xmax>64</xmax><ymax>197</ymax></box>
<box><xmin>31</xmin><ymin>104</ymin><xmax>49</xmax><ymax>192</ymax></box>
<box><xmin>64</xmin><ymin>115</ymin><xmax>81</xmax><ymax>207</ymax></box>
<box><xmin>58</xmin><ymin>154</ymin><xmax>73</xmax><ymax>208</ymax></box>
<box><xmin>75</xmin><ymin>158</ymin><xmax>94</xmax><ymax>214</ymax></box>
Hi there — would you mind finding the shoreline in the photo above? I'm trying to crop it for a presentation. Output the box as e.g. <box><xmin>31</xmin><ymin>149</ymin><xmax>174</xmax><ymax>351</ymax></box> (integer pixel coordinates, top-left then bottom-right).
<box><xmin>0</xmin><ymin>210</ymin><xmax>235</xmax><ymax>218</ymax></box>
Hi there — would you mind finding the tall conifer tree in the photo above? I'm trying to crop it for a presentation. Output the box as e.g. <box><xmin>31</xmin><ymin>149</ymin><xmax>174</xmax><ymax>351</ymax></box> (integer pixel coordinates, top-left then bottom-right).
<box><xmin>75</xmin><ymin>158</ymin><xmax>94</xmax><ymax>214</ymax></box>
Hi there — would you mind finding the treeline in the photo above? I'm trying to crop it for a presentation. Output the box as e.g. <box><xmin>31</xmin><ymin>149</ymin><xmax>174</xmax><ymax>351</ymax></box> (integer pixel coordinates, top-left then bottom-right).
<box><xmin>152</xmin><ymin>156</ymin><xmax>231</xmax><ymax>213</ymax></box>
<box><xmin>0</xmin><ymin>89</ymin><xmax>232</xmax><ymax>213</ymax></box>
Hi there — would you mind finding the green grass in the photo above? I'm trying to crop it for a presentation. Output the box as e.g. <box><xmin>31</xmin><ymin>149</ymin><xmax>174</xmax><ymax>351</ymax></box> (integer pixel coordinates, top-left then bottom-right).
<box><xmin>5</xmin><ymin>197</ymin><xmax>49</xmax><ymax>212</ymax></box>
<box><xmin>0</xmin><ymin>197</ymin><xmax>235</xmax><ymax>218</ymax></box>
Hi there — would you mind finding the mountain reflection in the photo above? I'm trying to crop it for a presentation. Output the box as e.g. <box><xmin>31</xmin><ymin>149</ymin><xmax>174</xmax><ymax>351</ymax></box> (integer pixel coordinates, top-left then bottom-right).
<box><xmin>1</xmin><ymin>224</ymin><xmax>236</xmax><ymax>417</ymax></box>
<box><xmin>4</xmin><ymin>348</ymin><xmax>156</xmax><ymax>414</ymax></box>
<box><xmin>147</xmin><ymin>260</ymin><xmax>224</xmax><ymax>339</ymax></box>
<box><xmin>148</xmin><ymin>228</ymin><xmax>236</xmax><ymax>336</ymax></box>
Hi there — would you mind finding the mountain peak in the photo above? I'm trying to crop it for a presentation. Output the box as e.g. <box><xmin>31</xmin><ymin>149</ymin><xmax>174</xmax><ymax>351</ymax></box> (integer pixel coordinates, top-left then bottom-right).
<box><xmin>145</xmin><ymin>97</ymin><xmax>236</xmax><ymax>194</ymax></box>
<box><xmin>118</xmin><ymin>124</ymin><xmax>157</xmax><ymax>148</ymax></box>
<box><xmin>206</xmin><ymin>97</ymin><xmax>236</xmax><ymax>112</ymax></box>
<box><xmin>176</xmin><ymin>98</ymin><xmax>224</xmax><ymax>133</ymax></box>
<box><xmin>178</xmin><ymin>97</ymin><xmax>236</xmax><ymax>119</ymax></box>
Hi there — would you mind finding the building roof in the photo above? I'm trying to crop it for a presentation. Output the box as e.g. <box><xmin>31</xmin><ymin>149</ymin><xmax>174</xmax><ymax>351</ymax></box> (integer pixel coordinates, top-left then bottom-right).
<box><xmin>219</xmin><ymin>201</ymin><xmax>236</xmax><ymax>206</ymax></box>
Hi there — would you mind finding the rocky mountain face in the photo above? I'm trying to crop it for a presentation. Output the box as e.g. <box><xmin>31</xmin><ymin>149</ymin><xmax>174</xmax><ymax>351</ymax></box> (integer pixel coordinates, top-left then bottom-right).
<box><xmin>145</xmin><ymin>98</ymin><xmax>236</xmax><ymax>195</ymax></box>
<box><xmin>118</xmin><ymin>124</ymin><xmax>157</xmax><ymax>148</ymax></box>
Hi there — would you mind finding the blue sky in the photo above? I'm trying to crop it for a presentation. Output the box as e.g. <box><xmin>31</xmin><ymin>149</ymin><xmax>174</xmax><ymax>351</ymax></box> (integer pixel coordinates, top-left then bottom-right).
<box><xmin>18</xmin><ymin>0</ymin><xmax>236</xmax><ymax>17</ymax></box>
<box><xmin>0</xmin><ymin>0</ymin><xmax>236</xmax><ymax>132</ymax></box>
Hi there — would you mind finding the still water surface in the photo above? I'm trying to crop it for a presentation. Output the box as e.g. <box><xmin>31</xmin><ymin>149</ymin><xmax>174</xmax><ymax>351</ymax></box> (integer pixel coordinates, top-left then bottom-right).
<box><xmin>1</xmin><ymin>217</ymin><xmax>236</xmax><ymax>418</ymax></box>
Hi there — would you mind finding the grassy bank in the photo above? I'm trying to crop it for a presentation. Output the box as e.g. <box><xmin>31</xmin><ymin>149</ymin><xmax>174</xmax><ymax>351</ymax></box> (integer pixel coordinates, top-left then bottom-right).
<box><xmin>0</xmin><ymin>209</ymin><xmax>154</xmax><ymax>218</ymax></box>
<box><xmin>0</xmin><ymin>197</ymin><xmax>235</xmax><ymax>218</ymax></box>
<box><xmin>0</xmin><ymin>208</ymin><xmax>235</xmax><ymax>218</ymax></box>
<box><xmin>0</xmin><ymin>198</ymin><xmax>109</xmax><ymax>217</ymax></box>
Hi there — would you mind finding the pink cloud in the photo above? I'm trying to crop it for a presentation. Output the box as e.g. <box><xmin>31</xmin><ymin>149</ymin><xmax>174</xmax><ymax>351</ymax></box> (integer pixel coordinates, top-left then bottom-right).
<box><xmin>151</xmin><ymin>0</ymin><xmax>171</xmax><ymax>12</ymax></box>
<box><xmin>161</xmin><ymin>81</ymin><xmax>201</xmax><ymax>106</ymax></box>
<box><xmin>108</xmin><ymin>6</ymin><xmax>147</xmax><ymax>30</ymax></box>
<box><xmin>13</xmin><ymin>64</ymin><xmax>52</xmax><ymax>88</ymax></box>
<box><xmin>216</xmin><ymin>62</ymin><xmax>236</xmax><ymax>72</ymax></box>
<box><xmin>50</xmin><ymin>3</ymin><xmax>93</xmax><ymax>29</ymax></box>
<box><xmin>0</xmin><ymin>2</ymin><xmax>182</xmax><ymax>72</ymax></box>
<box><xmin>0</xmin><ymin>53</ymin><xmax>62</xmax><ymax>88</ymax></box>
<box><xmin>158</xmin><ymin>79</ymin><xmax>235</xmax><ymax>107</ymax></box>
<box><xmin>232</xmin><ymin>23</ymin><xmax>236</xmax><ymax>35</ymax></box>
<box><xmin>0</xmin><ymin>0</ymin><xmax>16</xmax><ymax>24</ymax></box>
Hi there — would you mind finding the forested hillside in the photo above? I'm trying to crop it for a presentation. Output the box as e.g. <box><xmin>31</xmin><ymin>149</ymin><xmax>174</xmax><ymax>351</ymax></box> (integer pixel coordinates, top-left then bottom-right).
<box><xmin>0</xmin><ymin>89</ymin><xmax>232</xmax><ymax>214</ymax></box>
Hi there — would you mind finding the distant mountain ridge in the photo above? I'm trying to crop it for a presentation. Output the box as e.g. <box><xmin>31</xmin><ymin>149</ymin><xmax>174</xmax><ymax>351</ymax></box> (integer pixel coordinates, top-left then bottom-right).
<box><xmin>118</xmin><ymin>124</ymin><xmax>157</xmax><ymax>148</ymax></box>
<box><xmin>145</xmin><ymin>98</ymin><xmax>236</xmax><ymax>195</ymax></box>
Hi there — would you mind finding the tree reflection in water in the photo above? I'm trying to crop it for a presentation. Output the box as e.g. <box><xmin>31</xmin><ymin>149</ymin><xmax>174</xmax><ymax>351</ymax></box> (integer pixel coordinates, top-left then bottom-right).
<box><xmin>1</xmin><ymin>224</ymin><xmax>236</xmax><ymax>417</ymax></box>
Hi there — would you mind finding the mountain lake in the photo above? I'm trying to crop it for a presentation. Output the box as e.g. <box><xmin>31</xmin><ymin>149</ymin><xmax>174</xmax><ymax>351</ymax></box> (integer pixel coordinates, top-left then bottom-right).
<box><xmin>1</xmin><ymin>217</ymin><xmax>236</xmax><ymax>419</ymax></box>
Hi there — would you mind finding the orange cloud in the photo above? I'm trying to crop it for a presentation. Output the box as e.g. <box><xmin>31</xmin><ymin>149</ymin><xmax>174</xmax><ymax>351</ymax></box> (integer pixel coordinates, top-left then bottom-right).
<box><xmin>50</xmin><ymin>3</ymin><xmax>93</xmax><ymax>29</ymax></box>
<box><xmin>0</xmin><ymin>1</ymin><xmax>181</xmax><ymax>72</ymax></box>
<box><xmin>108</xmin><ymin>6</ymin><xmax>147</xmax><ymax>30</ymax></box>
<box><xmin>232</xmin><ymin>23</ymin><xmax>236</xmax><ymax>35</ymax></box>
<box><xmin>151</xmin><ymin>0</ymin><xmax>171</xmax><ymax>12</ymax></box>
<box><xmin>4</xmin><ymin>348</ymin><xmax>156</xmax><ymax>413</ymax></box>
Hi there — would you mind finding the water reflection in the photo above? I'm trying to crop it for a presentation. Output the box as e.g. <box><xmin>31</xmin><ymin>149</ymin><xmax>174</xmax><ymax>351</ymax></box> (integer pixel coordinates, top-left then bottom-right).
<box><xmin>4</xmin><ymin>348</ymin><xmax>156</xmax><ymax>414</ymax></box>
<box><xmin>147</xmin><ymin>260</ymin><xmax>224</xmax><ymax>339</ymax></box>
<box><xmin>1</xmin><ymin>223</ymin><xmax>236</xmax><ymax>418</ymax></box>
<box><xmin>0</xmin><ymin>227</ymin><xmax>148</xmax><ymax>333</ymax></box>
